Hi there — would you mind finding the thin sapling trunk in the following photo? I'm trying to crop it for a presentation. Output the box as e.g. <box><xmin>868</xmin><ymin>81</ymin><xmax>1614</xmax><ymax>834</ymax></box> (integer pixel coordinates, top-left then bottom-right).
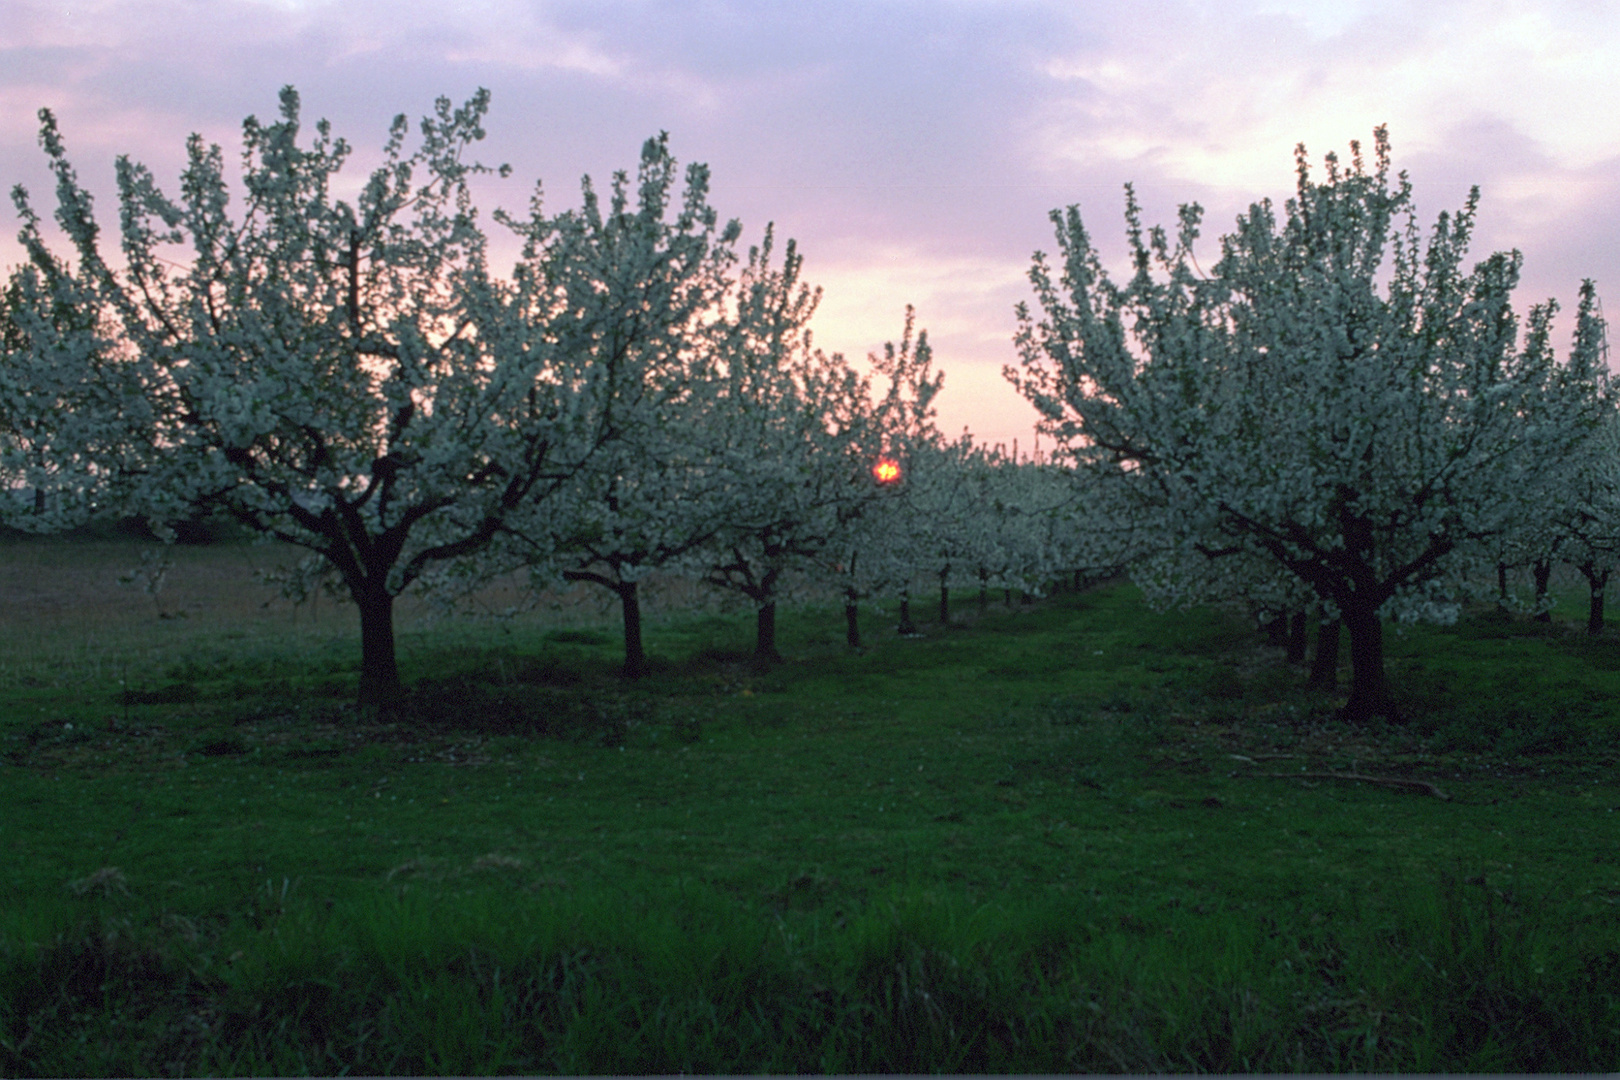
<box><xmin>1533</xmin><ymin>559</ymin><xmax>1553</xmax><ymax>623</ymax></box>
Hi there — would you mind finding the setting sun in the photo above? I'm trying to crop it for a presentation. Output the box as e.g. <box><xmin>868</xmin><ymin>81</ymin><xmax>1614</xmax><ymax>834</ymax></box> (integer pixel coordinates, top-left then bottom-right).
<box><xmin>872</xmin><ymin>457</ymin><xmax>902</xmax><ymax>484</ymax></box>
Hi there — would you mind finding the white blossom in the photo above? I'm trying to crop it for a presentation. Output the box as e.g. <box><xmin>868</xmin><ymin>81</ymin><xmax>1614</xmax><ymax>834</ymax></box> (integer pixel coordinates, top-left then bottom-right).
<box><xmin>1009</xmin><ymin>127</ymin><xmax>1615</xmax><ymax>721</ymax></box>
<box><xmin>9</xmin><ymin>88</ymin><xmax>662</xmax><ymax>704</ymax></box>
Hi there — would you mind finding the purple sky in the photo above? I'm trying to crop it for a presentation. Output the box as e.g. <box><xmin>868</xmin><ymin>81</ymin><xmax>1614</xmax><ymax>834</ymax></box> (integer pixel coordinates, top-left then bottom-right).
<box><xmin>5</xmin><ymin>0</ymin><xmax>1618</xmax><ymax>452</ymax></box>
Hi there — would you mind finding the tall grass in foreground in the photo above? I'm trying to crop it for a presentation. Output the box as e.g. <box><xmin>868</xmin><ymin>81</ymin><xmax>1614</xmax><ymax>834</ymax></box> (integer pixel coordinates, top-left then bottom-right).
<box><xmin>3</xmin><ymin>870</ymin><xmax>1615</xmax><ymax>1074</ymax></box>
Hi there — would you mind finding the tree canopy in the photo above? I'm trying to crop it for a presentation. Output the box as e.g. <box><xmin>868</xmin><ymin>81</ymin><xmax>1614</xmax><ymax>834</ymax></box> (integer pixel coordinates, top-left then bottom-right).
<box><xmin>1010</xmin><ymin>127</ymin><xmax>1615</xmax><ymax>721</ymax></box>
<box><xmin>7</xmin><ymin>89</ymin><xmax>729</xmax><ymax>703</ymax></box>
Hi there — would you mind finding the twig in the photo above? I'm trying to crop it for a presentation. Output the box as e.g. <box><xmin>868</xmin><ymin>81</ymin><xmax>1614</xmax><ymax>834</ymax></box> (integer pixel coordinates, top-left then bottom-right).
<box><xmin>1246</xmin><ymin>770</ymin><xmax>1451</xmax><ymax>800</ymax></box>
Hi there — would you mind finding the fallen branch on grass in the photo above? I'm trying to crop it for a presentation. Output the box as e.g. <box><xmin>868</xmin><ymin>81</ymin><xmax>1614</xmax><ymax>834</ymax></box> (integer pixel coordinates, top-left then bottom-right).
<box><xmin>1242</xmin><ymin>769</ymin><xmax>1451</xmax><ymax>800</ymax></box>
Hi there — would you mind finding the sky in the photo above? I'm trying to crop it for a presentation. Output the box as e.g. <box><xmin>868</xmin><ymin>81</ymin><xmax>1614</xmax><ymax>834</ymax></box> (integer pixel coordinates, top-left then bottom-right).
<box><xmin>4</xmin><ymin>0</ymin><xmax>1619</xmax><ymax>452</ymax></box>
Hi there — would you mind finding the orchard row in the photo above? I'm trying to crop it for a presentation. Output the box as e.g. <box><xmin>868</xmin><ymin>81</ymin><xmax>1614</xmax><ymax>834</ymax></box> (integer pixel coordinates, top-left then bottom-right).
<box><xmin>4</xmin><ymin>95</ymin><xmax>1614</xmax><ymax>719</ymax></box>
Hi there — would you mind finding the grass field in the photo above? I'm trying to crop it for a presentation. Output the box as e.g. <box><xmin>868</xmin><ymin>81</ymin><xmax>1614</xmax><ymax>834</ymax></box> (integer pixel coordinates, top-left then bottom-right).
<box><xmin>2</xmin><ymin>535</ymin><xmax>1618</xmax><ymax>1074</ymax></box>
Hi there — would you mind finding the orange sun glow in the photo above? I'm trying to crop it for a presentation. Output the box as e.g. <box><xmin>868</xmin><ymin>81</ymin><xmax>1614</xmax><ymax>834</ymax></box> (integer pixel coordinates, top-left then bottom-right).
<box><xmin>872</xmin><ymin>457</ymin><xmax>902</xmax><ymax>484</ymax></box>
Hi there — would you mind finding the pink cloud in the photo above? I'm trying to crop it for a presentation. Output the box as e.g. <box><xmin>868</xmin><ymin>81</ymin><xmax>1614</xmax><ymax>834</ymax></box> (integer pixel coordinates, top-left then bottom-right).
<box><xmin>5</xmin><ymin>0</ymin><xmax>1615</xmax><ymax>451</ymax></box>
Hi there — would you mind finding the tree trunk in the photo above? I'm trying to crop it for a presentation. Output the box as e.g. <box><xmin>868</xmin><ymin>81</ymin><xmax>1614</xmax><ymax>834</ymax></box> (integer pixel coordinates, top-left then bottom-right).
<box><xmin>1581</xmin><ymin>563</ymin><xmax>1608</xmax><ymax>635</ymax></box>
<box><xmin>1074</xmin><ymin>568</ymin><xmax>1083</xmax><ymax>592</ymax></box>
<box><xmin>356</xmin><ymin>584</ymin><xmax>402</xmax><ymax>707</ymax></box>
<box><xmin>938</xmin><ymin>567</ymin><xmax>950</xmax><ymax>625</ymax></box>
<box><xmin>1497</xmin><ymin>562</ymin><xmax>1510</xmax><ymax>611</ymax></box>
<box><xmin>753</xmin><ymin>602</ymin><xmax>783</xmax><ymax>668</ymax></box>
<box><xmin>898</xmin><ymin>592</ymin><xmax>916</xmax><ymax>635</ymax></box>
<box><xmin>1532</xmin><ymin>559</ymin><xmax>1552</xmax><ymax>623</ymax></box>
<box><xmin>33</xmin><ymin>487</ymin><xmax>46</xmax><ymax>514</ymax></box>
<box><xmin>844</xmin><ymin>553</ymin><xmax>862</xmax><ymax>647</ymax></box>
<box><xmin>1309</xmin><ymin>617</ymin><xmax>1340</xmax><ymax>691</ymax></box>
<box><xmin>617</xmin><ymin>580</ymin><xmax>649</xmax><ymax>680</ymax></box>
<box><xmin>1263</xmin><ymin>611</ymin><xmax>1288</xmax><ymax>647</ymax></box>
<box><xmin>1286</xmin><ymin>610</ymin><xmax>1308</xmax><ymax>664</ymax></box>
<box><xmin>978</xmin><ymin>572</ymin><xmax>989</xmax><ymax>612</ymax></box>
<box><xmin>1339</xmin><ymin>602</ymin><xmax>1397</xmax><ymax>722</ymax></box>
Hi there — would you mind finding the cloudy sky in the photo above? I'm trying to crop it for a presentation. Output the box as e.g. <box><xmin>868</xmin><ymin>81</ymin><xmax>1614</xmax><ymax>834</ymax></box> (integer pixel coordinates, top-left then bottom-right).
<box><xmin>4</xmin><ymin>0</ymin><xmax>1618</xmax><ymax>450</ymax></box>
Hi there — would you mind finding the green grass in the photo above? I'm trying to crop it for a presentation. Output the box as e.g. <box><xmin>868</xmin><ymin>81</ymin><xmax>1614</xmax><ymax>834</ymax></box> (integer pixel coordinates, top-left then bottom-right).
<box><xmin>2</xmin><ymin>537</ymin><xmax>1618</xmax><ymax>1073</ymax></box>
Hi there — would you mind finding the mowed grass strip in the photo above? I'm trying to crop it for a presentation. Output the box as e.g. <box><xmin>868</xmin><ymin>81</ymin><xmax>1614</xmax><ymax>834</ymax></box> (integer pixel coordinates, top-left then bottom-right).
<box><xmin>1</xmin><ymin>537</ymin><xmax>1617</xmax><ymax>1073</ymax></box>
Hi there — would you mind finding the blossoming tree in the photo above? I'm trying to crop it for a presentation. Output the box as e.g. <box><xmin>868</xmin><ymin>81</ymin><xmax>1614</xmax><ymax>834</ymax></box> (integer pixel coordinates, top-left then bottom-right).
<box><xmin>3</xmin><ymin>207</ymin><xmax>156</xmax><ymax>535</ymax></box>
<box><xmin>487</xmin><ymin>139</ymin><xmax>744</xmax><ymax>679</ymax></box>
<box><xmin>692</xmin><ymin>236</ymin><xmax>883</xmax><ymax>666</ymax></box>
<box><xmin>1561</xmin><ymin>413</ymin><xmax>1620</xmax><ymax>634</ymax></box>
<box><xmin>822</xmin><ymin>307</ymin><xmax>944</xmax><ymax>642</ymax></box>
<box><xmin>12</xmin><ymin>88</ymin><xmax>660</xmax><ymax>705</ymax></box>
<box><xmin>1010</xmin><ymin>128</ymin><xmax>1613</xmax><ymax>721</ymax></box>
